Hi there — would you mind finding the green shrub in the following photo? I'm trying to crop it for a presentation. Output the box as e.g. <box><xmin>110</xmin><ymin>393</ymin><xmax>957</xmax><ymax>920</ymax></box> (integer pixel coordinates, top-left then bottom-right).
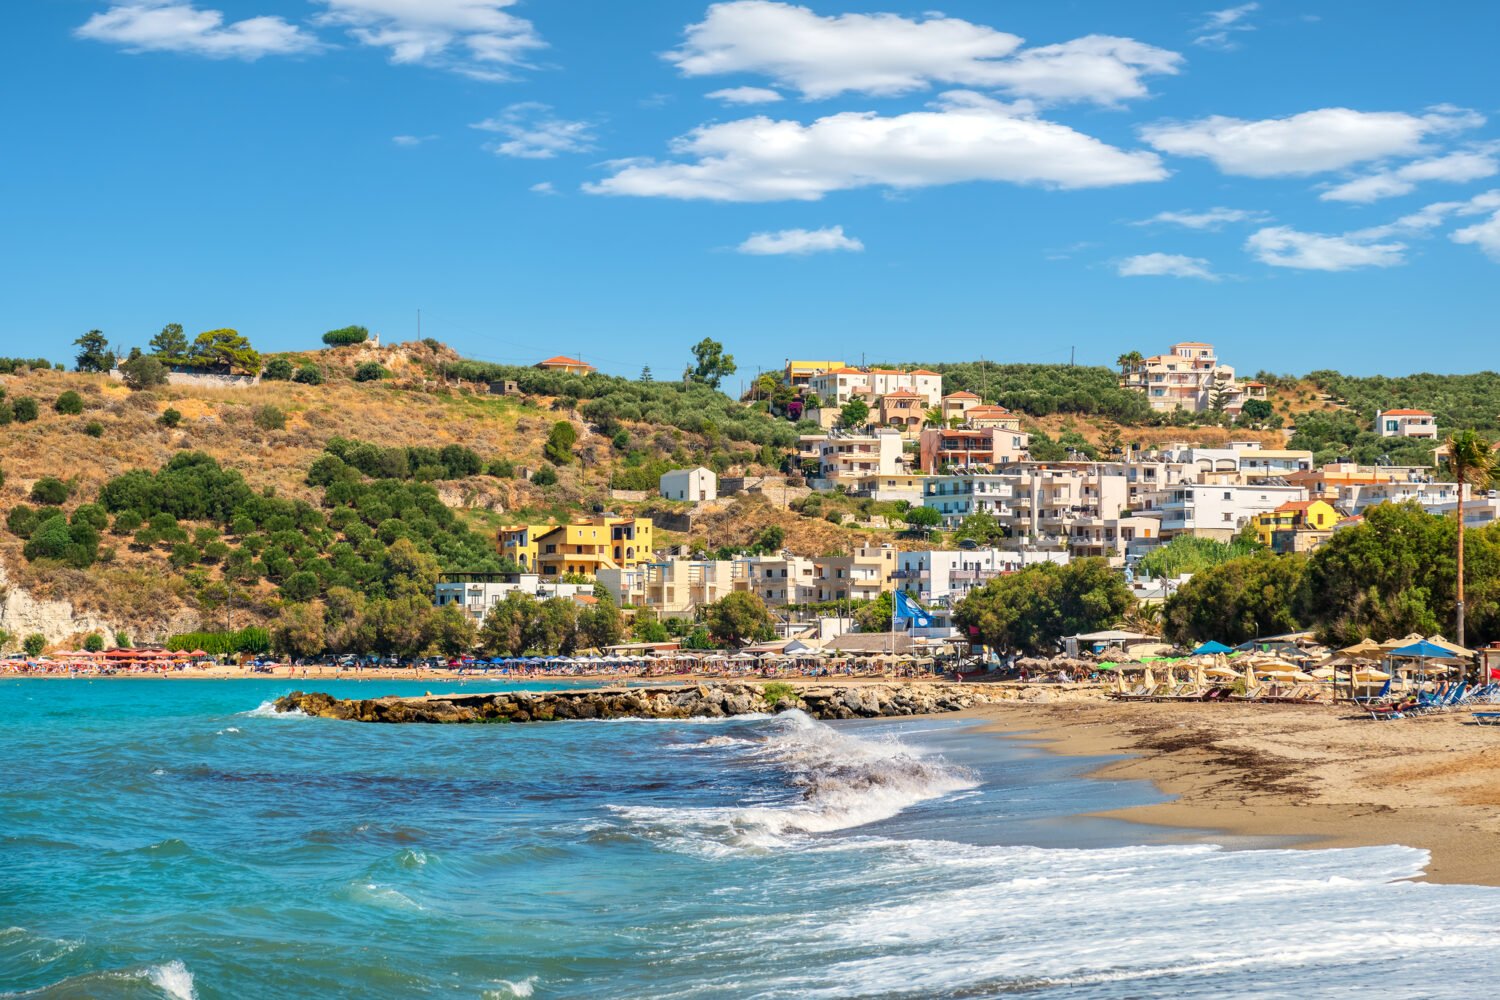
<box><xmin>353</xmin><ymin>361</ymin><xmax>388</xmax><ymax>382</ymax></box>
<box><xmin>83</xmin><ymin>632</ymin><xmax>105</xmax><ymax>652</ymax></box>
<box><xmin>488</xmin><ymin>458</ymin><xmax>515</xmax><ymax>478</ymax></box>
<box><xmin>29</xmin><ymin>477</ymin><xmax>71</xmax><ymax>505</ymax></box>
<box><xmin>322</xmin><ymin>325</ymin><xmax>369</xmax><ymax>347</ymax></box>
<box><xmin>292</xmin><ymin>364</ymin><xmax>323</xmax><ymax>385</ymax></box>
<box><xmin>166</xmin><ymin>627</ymin><xmax>270</xmax><ymax>656</ymax></box>
<box><xmin>762</xmin><ymin>681</ymin><xmax>798</xmax><ymax>707</ymax></box>
<box><xmin>54</xmin><ymin>391</ymin><xmax>84</xmax><ymax>415</ymax></box>
<box><xmin>112</xmin><ymin>510</ymin><xmax>143</xmax><ymax>535</ymax></box>
<box><xmin>12</xmin><ymin>397</ymin><xmax>38</xmax><ymax>422</ymax></box>
<box><xmin>84</xmin><ymin>420</ymin><xmax>104</xmax><ymax>438</ymax></box>
<box><xmin>253</xmin><ymin>405</ymin><xmax>286</xmax><ymax>431</ymax></box>
<box><xmin>23</xmin><ymin>634</ymin><xmax>46</xmax><ymax>657</ymax></box>
<box><xmin>263</xmin><ymin>357</ymin><xmax>294</xmax><ymax>380</ymax></box>
<box><xmin>530</xmin><ymin>465</ymin><xmax>558</xmax><ymax>487</ymax></box>
<box><xmin>119</xmin><ymin>354</ymin><xmax>169</xmax><ymax>390</ymax></box>
<box><xmin>544</xmin><ymin>421</ymin><xmax>577</xmax><ymax>465</ymax></box>
<box><xmin>159</xmin><ymin>408</ymin><xmax>182</xmax><ymax>428</ymax></box>
<box><xmin>115</xmin><ymin>631</ymin><xmax>132</xmax><ymax>649</ymax></box>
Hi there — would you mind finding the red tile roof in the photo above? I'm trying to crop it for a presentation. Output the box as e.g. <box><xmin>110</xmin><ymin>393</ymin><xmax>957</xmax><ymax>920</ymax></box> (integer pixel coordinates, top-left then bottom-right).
<box><xmin>942</xmin><ymin>391</ymin><xmax>980</xmax><ymax>399</ymax></box>
<box><xmin>882</xmin><ymin>389</ymin><xmax>921</xmax><ymax>398</ymax></box>
<box><xmin>1381</xmin><ymin>409</ymin><xmax>1433</xmax><ymax>416</ymax></box>
<box><xmin>538</xmin><ymin>355</ymin><xmax>589</xmax><ymax>367</ymax></box>
<box><xmin>908</xmin><ymin>369</ymin><xmax>941</xmax><ymax>376</ymax></box>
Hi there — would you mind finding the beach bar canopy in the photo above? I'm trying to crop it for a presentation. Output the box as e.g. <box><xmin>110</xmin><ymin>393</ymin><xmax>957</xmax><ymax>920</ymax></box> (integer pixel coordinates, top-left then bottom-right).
<box><xmin>1190</xmin><ymin>641</ymin><xmax>1234</xmax><ymax>656</ymax></box>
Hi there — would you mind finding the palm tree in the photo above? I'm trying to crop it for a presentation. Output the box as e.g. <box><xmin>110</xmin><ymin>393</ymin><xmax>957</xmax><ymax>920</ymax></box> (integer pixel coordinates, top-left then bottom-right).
<box><xmin>922</xmin><ymin>406</ymin><xmax>944</xmax><ymax>430</ymax></box>
<box><xmin>1441</xmin><ymin>430</ymin><xmax>1497</xmax><ymax>648</ymax></box>
<box><xmin>1116</xmin><ymin>350</ymin><xmax>1143</xmax><ymax>374</ymax></box>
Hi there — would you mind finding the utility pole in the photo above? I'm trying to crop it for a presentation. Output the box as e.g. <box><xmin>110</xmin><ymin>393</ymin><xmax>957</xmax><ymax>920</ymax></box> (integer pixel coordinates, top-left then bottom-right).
<box><xmin>1070</xmin><ymin>346</ymin><xmax>1075</xmax><ymax>367</ymax></box>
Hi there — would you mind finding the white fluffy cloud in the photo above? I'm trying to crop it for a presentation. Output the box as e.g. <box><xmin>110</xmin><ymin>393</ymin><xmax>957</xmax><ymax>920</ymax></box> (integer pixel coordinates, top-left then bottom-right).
<box><xmin>706</xmin><ymin>86</ymin><xmax>783</xmax><ymax>104</ymax></box>
<box><xmin>1245</xmin><ymin>226</ymin><xmax>1407</xmax><ymax>271</ymax></box>
<box><xmin>665</xmin><ymin>1</ymin><xmax>1181</xmax><ymax>104</ymax></box>
<box><xmin>314</xmin><ymin>0</ymin><xmax>542</xmax><ymax>79</ymax></box>
<box><xmin>75</xmin><ymin>1</ymin><xmax>320</xmax><ymax>59</ymax></box>
<box><xmin>1320</xmin><ymin>150</ymin><xmax>1499</xmax><ymax>203</ymax></box>
<box><xmin>1135</xmin><ymin>206</ymin><xmax>1268</xmax><ymax>229</ymax></box>
<box><xmin>737</xmin><ymin>226</ymin><xmax>864</xmax><ymax>255</ymax></box>
<box><xmin>1142</xmin><ymin>106</ymin><xmax>1483</xmax><ymax>177</ymax></box>
<box><xmin>472</xmin><ymin>104</ymin><xmax>595</xmax><ymax>158</ymax></box>
<box><xmin>1117</xmin><ymin>253</ymin><xmax>1219</xmax><ymax>280</ymax></box>
<box><xmin>392</xmin><ymin>133</ymin><xmax>436</xmax><ymax>146</ymax></box>
<box><xmin>1452</xmin><ymin>212</ymin><xmax>1500</xmax><ymax>260</ymax></box>
<box><xmin>585</xmin><ymin>91</ymin><xmax>1166</xmax><ymax>202</ymax></box>
<box><xmin>1192</xmin><ymin>2</ymin><xmax>1257</xmax><ymax>49</ymax></box>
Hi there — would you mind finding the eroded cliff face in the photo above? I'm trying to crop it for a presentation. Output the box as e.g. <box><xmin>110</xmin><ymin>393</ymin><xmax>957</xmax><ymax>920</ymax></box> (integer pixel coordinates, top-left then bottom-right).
<box><xmin>0</xmin><ymin>552</ymin><xmax>116</xmax><ymax>646</ymax></box>
<box><xmin>273</xmin><ymin>682</ymin><xmax>1014</xmax><ymax>724</ymax></box>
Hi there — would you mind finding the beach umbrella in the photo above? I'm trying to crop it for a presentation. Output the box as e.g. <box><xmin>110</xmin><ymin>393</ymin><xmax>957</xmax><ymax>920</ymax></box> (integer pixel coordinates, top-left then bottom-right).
<box><xmin>1339</xmin><ymin>638</ymin><xmax>1384</xmax><ymax>658</ymax></box>
<box><xmin>1142</xmin><ymin>666</ymin><xmax>1156</xmax><ymax>690</ymax></box>
<box><xmin>1423</xmin><ymin>635</ymin><xmax>1475</xmax><ymax>658</ymax></box>
<box><xmin>1190</xmin><ymin>641</ymin><xmax>1234</xmax><ymax>656</ymax></box>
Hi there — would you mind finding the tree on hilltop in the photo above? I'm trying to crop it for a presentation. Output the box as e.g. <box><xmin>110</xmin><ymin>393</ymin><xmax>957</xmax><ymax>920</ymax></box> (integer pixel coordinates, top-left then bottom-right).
<box><xmin>323</xmin><ymin>325</ymin><xmax>369</xmax><ymax>347</ymax></box>
<box><xmin>189</xmin><ymin>329</ymin><xmax>261</xmax><ymax>375</ymax></box>
<box><xmin>150</xmin><ymin>324</ymin><xmax>189</xmax><ymax>363</ymax></box>
<box><xmin>73</xmin><ymin>330</ymin><xmax>114</xmax><ymax>373</ymax></box>
<box><xmin>688</xmin><ymin>338</ymin><xmax>736</xmax><ymax>389</ymax></box>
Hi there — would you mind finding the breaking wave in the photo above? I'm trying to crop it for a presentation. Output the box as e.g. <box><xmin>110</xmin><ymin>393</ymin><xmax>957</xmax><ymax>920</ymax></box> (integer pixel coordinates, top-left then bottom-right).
<box><xmin>611</xmin><ymin>710</ymin><xmax>975</xmax><ymax>850</ymax></box>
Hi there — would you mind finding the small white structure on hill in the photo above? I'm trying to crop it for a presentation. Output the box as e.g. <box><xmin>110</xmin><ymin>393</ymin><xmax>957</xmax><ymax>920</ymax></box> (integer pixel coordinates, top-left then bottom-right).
<box><xmin>660</xmin><ymin>467</ymin><xmax>717</xmax><ymax>502</ymax></box>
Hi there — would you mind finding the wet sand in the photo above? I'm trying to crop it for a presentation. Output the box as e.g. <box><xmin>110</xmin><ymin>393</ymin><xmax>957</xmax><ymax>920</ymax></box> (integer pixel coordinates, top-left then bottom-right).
<box><xmin>970</xmin><ymin>698</ymin><xmax>1500</xmax><ymax>886</ymax></box>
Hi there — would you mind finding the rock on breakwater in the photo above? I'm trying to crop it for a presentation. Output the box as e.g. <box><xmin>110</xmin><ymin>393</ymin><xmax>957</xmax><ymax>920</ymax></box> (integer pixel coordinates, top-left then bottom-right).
<box><xmin>273</xmin><ymin>682</ymin><xmax>1014</xmax><ymax>724</ymax></box>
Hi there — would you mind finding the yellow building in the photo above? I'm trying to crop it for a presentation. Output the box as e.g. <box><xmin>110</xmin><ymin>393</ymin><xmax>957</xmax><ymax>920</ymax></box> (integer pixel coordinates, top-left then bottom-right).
<box><xmin>499</xmin><ymin>517</ymin><xmax>654</xmax><ymax>577</ymax></box>
<box><xmin>784</xmin><ymin>359</ymin><xmax>844</xmax><ymax>387</ymax></box>
<box><xmin>1250</xmin><ymin>499</ymin><xmax>1341</xmax><ymax>548</ymax></box>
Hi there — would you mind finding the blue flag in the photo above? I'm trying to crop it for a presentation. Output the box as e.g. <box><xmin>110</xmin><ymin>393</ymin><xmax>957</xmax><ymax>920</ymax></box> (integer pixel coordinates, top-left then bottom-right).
<box><xmin>893</xmin><ymin>590</ymin><xmax>933</xmax><ymax>628</ymax></box>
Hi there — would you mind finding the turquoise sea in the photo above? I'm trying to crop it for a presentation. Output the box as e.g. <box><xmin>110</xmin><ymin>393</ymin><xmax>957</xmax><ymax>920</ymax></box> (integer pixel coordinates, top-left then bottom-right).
<box><xmin>5</xmin><ymin>678</ymin><xmax>1500</xmax><ymax>998</ymax></box>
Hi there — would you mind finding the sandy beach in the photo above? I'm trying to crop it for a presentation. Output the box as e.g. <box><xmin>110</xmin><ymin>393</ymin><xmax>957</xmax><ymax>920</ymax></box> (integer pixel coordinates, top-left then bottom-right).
<box><xmin>971</xmin><ymin>698</ymin><xmax>1500</xmax><ymax>886</ymax></box>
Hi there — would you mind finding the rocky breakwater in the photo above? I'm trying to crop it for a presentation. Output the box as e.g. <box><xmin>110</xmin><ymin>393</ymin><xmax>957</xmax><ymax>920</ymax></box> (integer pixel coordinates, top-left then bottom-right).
<box><xmin>273</xmin><ymin>682</ymin><xmax>1009</xmax><ymax>724</ymax></box>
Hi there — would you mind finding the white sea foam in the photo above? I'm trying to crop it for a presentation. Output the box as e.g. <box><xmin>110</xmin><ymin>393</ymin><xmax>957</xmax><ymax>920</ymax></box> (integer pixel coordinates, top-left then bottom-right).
<box><xmin>636</xmin><ymin>837</ymin><xmax>1496</xmax><ymax>999</ymax></box>
<box><xmin>145</xmin><ymin>959</ymin><xmax>197</xmax><ymax>1000</ymax></box>
<box><xmin>611</xmin><ymin>710</ymin><xmax>976</xmax><ymax>850</ymax></box>
<box><xmin>241</xmin><ymin>699</ymin><xmax>306</xmax><ymax>718</ymax></box>
<box><xmin>485</xmin><ymin>976</ymin><xmax>537</xmax><ymax>998</ymax></box>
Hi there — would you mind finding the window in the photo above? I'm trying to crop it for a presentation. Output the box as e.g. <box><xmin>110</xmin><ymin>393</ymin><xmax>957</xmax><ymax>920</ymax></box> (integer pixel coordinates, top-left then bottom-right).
<box><xmin>1223</xmin><ymin>492</ymin><xmax>1232</xmax><ymax>501</ymax></box>
<box><xmin>1223</xmin><ymin>513</ymin><xmax>1233</xmax><ymax>522</ymax></box>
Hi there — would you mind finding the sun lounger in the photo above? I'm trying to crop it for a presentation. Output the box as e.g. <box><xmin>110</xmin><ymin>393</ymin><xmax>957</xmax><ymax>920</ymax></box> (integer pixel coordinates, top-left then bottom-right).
<box><xmin>1473</xmin><ymin>712</ymin><xmax>1500</xmax><ymax>726</ymax></box>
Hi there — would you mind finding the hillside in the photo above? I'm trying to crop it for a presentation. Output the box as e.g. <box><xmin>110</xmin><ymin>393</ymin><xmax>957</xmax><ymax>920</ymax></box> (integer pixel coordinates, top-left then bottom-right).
<box><xmin>0</xmin><ymin>343</ymin><xmax>804</xmax><ymax>646</ymax></box>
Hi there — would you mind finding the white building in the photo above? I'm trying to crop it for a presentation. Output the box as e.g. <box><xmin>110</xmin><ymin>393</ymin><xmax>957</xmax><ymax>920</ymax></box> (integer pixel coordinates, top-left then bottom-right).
<box><xmin>895</xmin><ymin>548</ymin><xmax>1070</xmax><ymax>604</ymax></box>
<box><xmin>736</xmin><ymin>553</ymin><xmax>818</xmax><ymax>606</ymax></box>
<box><xmin>806</xmin><ymin>367</ymin><xmax>943</xmax><ymax>408</ymax></box>
<box><xmin>660</xmin><ymin>466</ymin><xmax>718</xmax><ymax>503</ymax></box>
<box><xmin>922</xmin><ymin>465</ymin><xmax>1131</xmax><ymax>540</ymax></box>
<box><xmin>1135</xmin><ymin>483</ymin><xmax>1307</xmax><ymax>540</ymax></box>
<box><xmin>1119</xmin><ymin>342</ymin><xmax>1266</xmax><ymax>415</ymax></box>
<box><xmin>1375</xmin><ymin>409</ymin><xmax>1439</xmax><ymax>439</ymax></box>
<box><xmin>598</xmin><ymin>558</ymin><xmax>736</xmax><ymax>615</ymax></box>
<box><xmin>434</xmin><ymin>573</ymin><xmax>595</xmax><ymax>621</ymax></box>
<box><xmin>798</xmin><ymin>427</ymin><xmax>908</xmax><ymax>488</ymax></box>
<box><xmin>1335</xmin><ymin>479</ymin><xmax>1469</xmax><ymax>516</ymax></box>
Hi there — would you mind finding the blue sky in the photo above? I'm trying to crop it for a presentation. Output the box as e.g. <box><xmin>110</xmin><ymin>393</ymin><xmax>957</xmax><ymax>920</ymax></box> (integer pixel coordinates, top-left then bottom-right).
<box><xmin>6</xmin><ymin>1</ymin><xmax>1499</xmax><ymax>386</ymax></box>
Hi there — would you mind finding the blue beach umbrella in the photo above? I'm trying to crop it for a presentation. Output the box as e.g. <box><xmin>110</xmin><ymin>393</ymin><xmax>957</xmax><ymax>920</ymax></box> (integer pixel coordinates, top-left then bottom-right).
<box><xmin>1190</xmin><ymin>641</ymin><xmax>1233</xmax><ymax>656</ymax></box>
<box><xmin>1389</xmin><ymin>640</ymin><xmax>1462</xmax><ymax>688</ymax></box>
<box><xmin>1389</xmin><ymin>640</ymin><xmax>1456</xmax><ymax>660</ymax></box>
